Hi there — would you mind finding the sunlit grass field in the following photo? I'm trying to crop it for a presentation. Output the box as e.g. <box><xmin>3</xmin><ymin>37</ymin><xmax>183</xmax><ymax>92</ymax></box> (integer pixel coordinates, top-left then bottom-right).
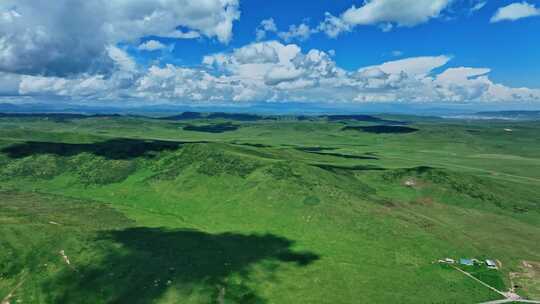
<box><xmin>1</xmin><ymin>114</ymin><xmax>539</xmax><ymax>303</ymax></box>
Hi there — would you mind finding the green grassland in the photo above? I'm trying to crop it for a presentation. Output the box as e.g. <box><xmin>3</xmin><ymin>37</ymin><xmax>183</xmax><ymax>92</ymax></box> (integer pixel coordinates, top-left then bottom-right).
<box><xmin>1</xmin><ymin>114</ymin><xmax>539</xmax><ymax>303</ymax></box>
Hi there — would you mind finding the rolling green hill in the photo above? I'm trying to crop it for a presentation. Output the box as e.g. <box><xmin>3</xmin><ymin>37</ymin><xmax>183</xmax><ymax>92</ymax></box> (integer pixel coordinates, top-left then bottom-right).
<box><xmin>1</xmin><ymin>114</ymin><xmax>539</xmax><ymax>303</ymax></box>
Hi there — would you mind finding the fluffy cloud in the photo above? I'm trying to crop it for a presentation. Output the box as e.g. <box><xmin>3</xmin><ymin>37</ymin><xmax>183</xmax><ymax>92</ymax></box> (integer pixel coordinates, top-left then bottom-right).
<box><xmin>263</xmin><ymin>1</ymin><xmax>488</xmax><ymax>41</ymax></box>
<box><xmin>270</xmin><ymin>0</ymin><xmax>456</xmax><ymax>41</ymax></box>
<box><xmin>0</xmin><ymin>0</ymin><xmax>240</xmax><ymax>76</ymax></box>
<box><xmin>434</xmin><ymin>67</ymin><xmax>492</xmax><ymax>101</ymax></box>
<box><xmin>318</xmin><ymin>0</ymin><xmax>452</xmax><ymax>37</ymax></box>
<box><xmin>256</xmin><ymin>19</ymin><xmax>316</xmax><ymax>42</ymax></box>
<box><xmin>342</xmin><ymin>0</ymin><xmax>451</xmax><ymax>26</ymax></box>
<box><xmin>204</xmin><ymin>41</ymin><xmax>302</xmax><ymax>81</ymax></box>
<box><xmin>255</xmin><ymin>18</ymin><xmax>278</xmax><ymax>41</ymax></box>
<box><xmin>18</xmin><ymin>46</ymin><xmax>136</xmax><ymax>99</ymax></box>
<box><xmin>2</xmin><ymin>1</ymin><xmax>537</xmax><ymax>106</ymax></box>
<box><xmin>490</xmin><ymin>2</ymin><xmax>540</xmax><ymax>23</ymax></box>
<box><xmin>135</xmin><ymin>65</ymin><xmax>231</xmax><ymax>102</ymax></box>
<box><xmin>9</xmin><ymin>40</ymin><xmax>539</xmax><ymax>105</ymax></box>
<box><xmin>19</xmin><ymin>74</ymin><xmax>108</xmax><ymax>97</ymax></box>
<box><xmin>138</xmin><ymin>40</ymin><xmax>168</xmax><ymax>51</ymax></box>
<box><xmin>313</xmin><ymin>14</ymin><xmax>344</xmax><ymax>38</ymax></box>
<box><xmin>278</xmin><ymin>23</ymin><xmax>314</xmax><ymax>42</ymax></box>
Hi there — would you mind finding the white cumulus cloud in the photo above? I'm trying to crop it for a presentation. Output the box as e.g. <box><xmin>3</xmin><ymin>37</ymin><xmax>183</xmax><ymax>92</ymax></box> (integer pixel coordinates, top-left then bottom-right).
<box><xmin>278</xmin><ymin>23</ymin><xmax>314</xmax><ymax>42</ymax></box>
<box><xmin>318</xmin><ymin>0</ymin><xmax>453</xmax><ymax>37</ymax></box>
<box><xmin>4</xmin><ymin>40</ymin><xmax>539</xmax><ymax>105</ymax></box>
<box><xmin>342</xmin><ymin>0</ymin><xmax>452</xmax><ymax>27</ymax></box>
<box><xmin>0</xmin><ymin>0</ymin><xmax>240</xmax><ymax>76</ymax></box>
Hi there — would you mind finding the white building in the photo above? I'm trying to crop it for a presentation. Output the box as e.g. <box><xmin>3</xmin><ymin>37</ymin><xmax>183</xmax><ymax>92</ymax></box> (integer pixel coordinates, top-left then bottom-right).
<box><xmin>485</xmin><ymin>259</ymin><xmax>497</xmax><ymax>269</ymax></box>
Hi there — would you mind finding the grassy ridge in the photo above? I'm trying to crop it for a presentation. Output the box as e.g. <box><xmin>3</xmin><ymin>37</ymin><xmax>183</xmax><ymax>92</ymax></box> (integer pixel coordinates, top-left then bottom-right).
<box><xmin>1</xmin><ymin>115</ymin><xmax>539</xmax><ymax>303</ymax></box>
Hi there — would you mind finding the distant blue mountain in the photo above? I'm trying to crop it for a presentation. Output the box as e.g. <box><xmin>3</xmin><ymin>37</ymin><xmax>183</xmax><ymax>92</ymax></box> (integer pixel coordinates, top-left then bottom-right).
<box><xmin>1</xmin><ymin>102</ymin><xmax>539</xmax><ymax>117</ymax></box>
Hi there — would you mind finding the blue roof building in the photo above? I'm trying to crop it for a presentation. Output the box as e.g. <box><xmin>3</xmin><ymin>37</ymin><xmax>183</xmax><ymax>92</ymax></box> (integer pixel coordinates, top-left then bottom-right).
<box><xmin>460</xmin><ymin>258</ymin><xmax>474</xmax><ymax>266</ymax></box>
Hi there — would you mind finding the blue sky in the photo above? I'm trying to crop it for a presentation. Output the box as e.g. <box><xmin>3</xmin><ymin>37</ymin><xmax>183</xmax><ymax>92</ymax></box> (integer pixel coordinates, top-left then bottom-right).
<box><xmin>136</xmin><ymin>0</ymin><xmax>540</xmax><ymax>87</ymax></box>
<box><xmin>1</xmin><ymin>0</ymin><xmax>539</xmax><ymax>108</ymax></box>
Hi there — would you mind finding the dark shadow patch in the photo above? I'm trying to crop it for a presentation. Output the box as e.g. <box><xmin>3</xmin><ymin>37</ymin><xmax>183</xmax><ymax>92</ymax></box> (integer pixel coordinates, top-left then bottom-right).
<box><xmin>47</xmin><ymin>227</ymin><xmax>319</xmax><ymax>304</ymax></box>
<box><xmin>159</xmin><ymin>112</ymin><xmax>275</xmax><ymax>121</ymax></box>
<box><xmin>295</xmin><ymin>146</ymin><xmax>339</xmax><ymax>152</ymax></box>
<box><xmin>183</xmin><ymin>123</ymin><xmax>239</xmax><ymax>133</ymax></box>
<box><xmin>207</xmin><ymin>112</ymin><xmax>275</xmax><ymax>121</ymax></box>
<box><xmin>315</xmin><ymin>152</ymin><xmax>379</xmax><ymax>160</ymax></box>
<box><xmin>0</xmin><ymin>113</ymin><xmax>123</xmax><ymax>123</ymax></box>
<box><xmin>298</xmin><ymin>149</ymin><xmax>379</xmax><ymax>160</ymax></box>
<box><xmin>232</xmin><ymin>142</ymin><xmax>273</xmax><ymax>148</ymax></box>
<box><xmin>342</xmin><ymin>125</ymin><xmax>419</xmax><ymax>134</ymax></box>
<box><xmin>159</xmin><ymin>112</ymin><xmax>203</xmax><ymax>120</ymax></box>
<box><xmin>1</xmin><ymin>139</ymin><xmax>186</xmax><ymax>160</ymax></box>
<box><xmin>296</xmin><ymin>115</ymin><xmax>315</xmax><ymax>121</ymax></box>
<box><xmin>312</xmin><ymin>163</ymin><xmax>386</xmax><ymax>172</ymax></box>
<box><xmin>326</xmin><ymin>115</ymin><xmax>406</xmax><ymax>124</ymax></box>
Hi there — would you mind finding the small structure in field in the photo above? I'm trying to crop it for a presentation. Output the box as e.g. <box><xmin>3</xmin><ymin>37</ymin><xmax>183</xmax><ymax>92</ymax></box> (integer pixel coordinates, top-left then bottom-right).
<box><xmin>404</xmin><ymin>179</ymin><xmax>416</xmax><ymax>187</ymax></box>
<box><xmin>444</xmin><ymin>258</ymin><xmax>455</xmax><ymax>264</ymax></box>
<box><xmin>460</xmin><ymin>258</ymin><xmax>474</xmax><ymax>266</ymax></box>
<box><xmin>504</xmin><ymin>128</ymin><xmax>513</xmax><ymax>132</ymax></box>
<box><xmin>485</xmin><ymin>259</ymin><xmax>498</xmax><ymax>269</ymax></box>
<box><xmin>438</xmin><ymin>257</ymin><xmax>456</xmax><ymax>264</ymax></box>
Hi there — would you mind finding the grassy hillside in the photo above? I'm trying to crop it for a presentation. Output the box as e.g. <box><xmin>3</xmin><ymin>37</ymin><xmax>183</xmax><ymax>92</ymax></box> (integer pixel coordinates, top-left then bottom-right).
<box><xmin>1</xmin><ymin>114</ymin><xmax>539</xmax><ymax>303</ymax></box>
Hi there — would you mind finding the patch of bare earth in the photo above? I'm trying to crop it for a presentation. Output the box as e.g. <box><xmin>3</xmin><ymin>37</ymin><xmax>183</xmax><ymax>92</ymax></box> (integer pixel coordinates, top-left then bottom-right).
<box><xmin>511</xmin><ymin>261</ymin><xmax>540</xmax><ymax>299</ymax></box>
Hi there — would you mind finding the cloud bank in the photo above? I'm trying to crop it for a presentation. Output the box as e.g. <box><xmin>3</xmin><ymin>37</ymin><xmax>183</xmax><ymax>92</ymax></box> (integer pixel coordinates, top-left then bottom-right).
<box><xmin>1</xmin><ymin>1</ymin><xmax>539</xmax><ymax>106</ymax></box>
<box><xmin>3</xmin><ymin>41</ymin><xmax>538</xmax><ymax>104</ymax></box>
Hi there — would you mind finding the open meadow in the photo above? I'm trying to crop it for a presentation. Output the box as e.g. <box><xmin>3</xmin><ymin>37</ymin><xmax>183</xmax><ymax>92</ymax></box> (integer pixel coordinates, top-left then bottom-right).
<box><xmin>1</xmin><ymin>113</ymin><xmax>539</xmax><ymax>304</ymax></box>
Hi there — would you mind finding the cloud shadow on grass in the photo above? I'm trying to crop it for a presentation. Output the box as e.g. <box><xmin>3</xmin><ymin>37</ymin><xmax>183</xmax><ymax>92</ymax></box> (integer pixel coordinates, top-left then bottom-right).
<box><xmin>342</xmin><ymin>125</ymin><xmax>419</xmax><ymax>134</ymax></box>
<box><xmin>312</xmin><ymin>163</ymin><xmax>387</xmax><ymax>173</ymax></box>
<box><xmin>183</xmin><ymin>123</ymin><xmax>240</xmax><ymax>133</ymax></box>
<box><xmin>0</xmin><ymin>138</ymin><xmax>193</xmax><ymax>160</ymax></box>
<box><xmin>45</xmin><ymin>227</ymin><xmax>319</xmax><ymax>304</ymax></box>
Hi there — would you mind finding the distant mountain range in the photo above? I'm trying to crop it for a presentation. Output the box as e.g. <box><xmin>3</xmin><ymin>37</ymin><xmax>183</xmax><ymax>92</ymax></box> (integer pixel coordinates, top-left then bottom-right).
<box><xmin>444</xmin><ymin>111</ymin><xmax>540</xmax><ymax>121</ymax></box>
<box><xmin>1</xmin><ymin>102</ymin><xmax>540</xmax><ymax>119</ymax></box>
<box><xmin>475</xmin><ymin>111</ymin><xmax>540</xmax><ymax>119</ymax></box>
